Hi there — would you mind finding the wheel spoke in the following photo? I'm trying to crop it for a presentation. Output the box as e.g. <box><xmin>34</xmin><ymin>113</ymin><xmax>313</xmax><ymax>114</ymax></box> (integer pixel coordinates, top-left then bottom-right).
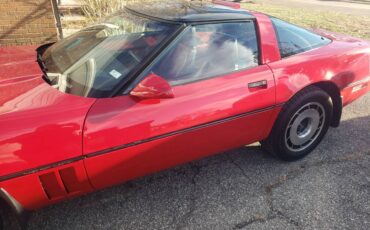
<box><xmin>284</xmin><ymin>102</ymin><xmax>326</xmax><ymax>152</ymax></box>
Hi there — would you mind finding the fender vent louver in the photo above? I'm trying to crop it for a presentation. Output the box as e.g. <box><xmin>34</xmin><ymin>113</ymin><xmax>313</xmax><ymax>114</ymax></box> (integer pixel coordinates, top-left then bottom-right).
<box><xmin>39</xmin><ymin>167</ymin><xmax>81</xmax><ymax>200</ymax></box>
<box><xmin>39</xmin><ymin>172</ymin><xmax>67</xmax><ymax>200</ymax></box>
<box><xmin>59</xmin><ymin>167</ymin><xmax>82</xmax><ymax>193</ymax></box>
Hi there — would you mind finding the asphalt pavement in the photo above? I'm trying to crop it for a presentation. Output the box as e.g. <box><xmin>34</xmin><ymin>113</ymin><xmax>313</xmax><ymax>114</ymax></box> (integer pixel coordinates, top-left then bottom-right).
<box><xmin>28</xmin><ymin>92</ymin><xmax>370</xmax><ymax>230</ymax></box>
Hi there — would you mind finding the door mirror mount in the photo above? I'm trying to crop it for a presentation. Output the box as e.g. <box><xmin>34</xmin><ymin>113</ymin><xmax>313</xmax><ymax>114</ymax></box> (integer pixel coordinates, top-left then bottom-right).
<box><xmin>130</xmin><ymin>73</ymin><xmax>174</xmax><ymax>100</ymax></box>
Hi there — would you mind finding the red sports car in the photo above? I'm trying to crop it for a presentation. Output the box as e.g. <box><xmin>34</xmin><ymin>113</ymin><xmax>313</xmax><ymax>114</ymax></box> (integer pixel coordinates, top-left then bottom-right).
<box><xmin>0</xmin><ymin>1</ymin><xmax>369</xmax><ymax>229</ymax></box>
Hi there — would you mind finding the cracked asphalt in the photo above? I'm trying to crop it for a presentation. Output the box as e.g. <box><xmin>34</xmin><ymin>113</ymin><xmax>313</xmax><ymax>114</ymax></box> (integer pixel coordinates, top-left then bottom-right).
<box><xmin>28</xmin><ymin>92</ymin><xmax>370</xmax><ymax>230</ymax></box>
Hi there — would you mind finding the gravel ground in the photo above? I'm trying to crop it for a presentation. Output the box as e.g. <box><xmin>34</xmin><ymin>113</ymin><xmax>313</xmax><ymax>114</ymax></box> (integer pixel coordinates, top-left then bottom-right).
<box><xmin>28</xmin><ymin>92</ymin><xmax>370</xmax><ymax>230</ymax></box>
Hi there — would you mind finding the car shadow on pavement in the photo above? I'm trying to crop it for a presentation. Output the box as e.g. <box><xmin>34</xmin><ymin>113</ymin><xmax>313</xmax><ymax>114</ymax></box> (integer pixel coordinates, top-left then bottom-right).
<box><xmin>28</xmin><ymin>115</ymin><xmax>370</xmax><ymax>230</ymax></box>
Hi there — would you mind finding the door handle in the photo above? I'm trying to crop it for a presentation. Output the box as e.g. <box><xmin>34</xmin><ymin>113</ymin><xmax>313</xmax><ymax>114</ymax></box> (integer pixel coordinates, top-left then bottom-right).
<box><xmin>248</xmin><ymin>80</ymin><xmax>268</xmax><ymax>89</ymax></box>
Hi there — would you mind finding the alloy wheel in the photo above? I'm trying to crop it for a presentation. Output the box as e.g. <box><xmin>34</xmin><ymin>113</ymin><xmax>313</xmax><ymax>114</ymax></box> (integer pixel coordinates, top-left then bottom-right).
<box><xmin>284</xmin><ymin>102</ymin><xmax>326</xmax><ymax>152</ymax></box>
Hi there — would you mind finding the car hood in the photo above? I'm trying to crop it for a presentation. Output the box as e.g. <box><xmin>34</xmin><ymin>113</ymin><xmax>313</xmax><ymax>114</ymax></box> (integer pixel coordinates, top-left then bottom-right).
<box><xmin>0</xmin><ymin>45</ymin><xmax>46</xmax><ymax>110</ymax></box>
<box><xmin>0</xmin><ymin>46</ymin><xmax>97</xmax><ymax>178</ymax></box>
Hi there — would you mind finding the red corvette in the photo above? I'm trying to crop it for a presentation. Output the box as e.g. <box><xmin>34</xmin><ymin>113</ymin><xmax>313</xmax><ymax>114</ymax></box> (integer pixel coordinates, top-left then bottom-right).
<box><xmin>0</xmin><ymin>1</ymin><xmax>369</xmax><ymax>229</ymax></box>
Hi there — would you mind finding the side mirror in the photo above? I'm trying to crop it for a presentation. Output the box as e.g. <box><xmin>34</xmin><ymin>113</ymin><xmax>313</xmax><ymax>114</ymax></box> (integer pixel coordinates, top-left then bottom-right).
<box><xmin>130</xmin><ymin>73</ymin><xmax>174</xmax><ymax>99</ymax></box>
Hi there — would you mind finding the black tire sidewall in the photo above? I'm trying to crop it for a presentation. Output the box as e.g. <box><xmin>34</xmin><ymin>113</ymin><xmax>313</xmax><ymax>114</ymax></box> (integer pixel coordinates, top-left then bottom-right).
<box><xmin>0</xmin><ymin>204</ymin><xmax>22</xmax><ymax>230</ymax></box>
<box><xmin>273</xmin><ymin>88</ymin><xmax>333</xmax><ymax>161</ymax></box>
<box><xmin>0</xmin><ymin>206</ymin><xmax>5</xmax><ymax>230</ymax></box>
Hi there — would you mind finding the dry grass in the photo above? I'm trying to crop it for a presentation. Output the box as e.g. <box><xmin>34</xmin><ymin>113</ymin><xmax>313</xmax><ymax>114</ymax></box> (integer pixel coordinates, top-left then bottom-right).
<box><xmin>64</xmin><ymin>0</ymin><xmax>370</xmax><ymax>41</ymax></box>
<box><xmin>80</xmin><ymin>0</ymin><xmax>208</xmax><ymax>22</ymax></box>
<box><xmin>242</xmin><ymin>2</ymin><xmax>370</xmax><ymax>40</ymax></box>
<box><xmin>80</xmin><ymin>0</ymin><xmax>126</xmax><ymax>22</ymax></box>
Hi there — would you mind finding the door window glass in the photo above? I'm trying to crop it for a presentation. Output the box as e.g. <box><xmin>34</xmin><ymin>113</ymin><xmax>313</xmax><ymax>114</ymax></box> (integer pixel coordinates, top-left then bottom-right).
<box><xmin>148</xmin><ymin>22</ymin><xmax>260</xmax><ymax>85</ymax></box>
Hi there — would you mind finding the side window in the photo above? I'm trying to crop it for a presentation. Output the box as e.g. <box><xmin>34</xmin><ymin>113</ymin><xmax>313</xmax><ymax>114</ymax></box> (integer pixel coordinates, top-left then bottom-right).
<box><xmin>270</xmin><ymin>17</ymin><xmax>331</xmax><ymax>58</ymax></box>
<box><xmin>148</xmin><ymin>22</ymin><xmax>259</xmax><ymax>85</ymax></box>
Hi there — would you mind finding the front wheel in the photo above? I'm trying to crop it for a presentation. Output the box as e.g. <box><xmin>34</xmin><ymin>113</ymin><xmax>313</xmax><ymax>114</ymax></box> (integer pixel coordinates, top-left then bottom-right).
<box><xmin>0</xmin><ymin>211</ymin><xmax>3</xmax><ymax>230</ymax></box>
<box><xmin>0</xmin><ymin>204</ymin><xmax>23</xmax><ymax>230</ymax></box>
<box><xmin>262</xmin><ymin>86</ymin><xmax>333</xmax><ymax>161</ymax></box>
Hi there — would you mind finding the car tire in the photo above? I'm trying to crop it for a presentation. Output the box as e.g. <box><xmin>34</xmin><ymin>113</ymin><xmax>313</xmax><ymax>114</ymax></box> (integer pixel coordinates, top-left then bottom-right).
<box><xmin>0</xmin><ymin>210</ymin><xmax>2</xmax><ymax>230</ymax></box>
<box><xmin>262</xmin><ymin>86</ymin><xmax>333</xmax><ymax>161</ymax></box>
<box><xmin>0</xmin><ymin>203</ymin><xmax>22</xmax><ymax>230</ymax></box>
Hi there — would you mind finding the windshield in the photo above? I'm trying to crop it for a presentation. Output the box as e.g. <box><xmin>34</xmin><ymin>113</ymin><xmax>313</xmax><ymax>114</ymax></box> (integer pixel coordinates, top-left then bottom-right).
<box><xmin>42</xmin><ymin>10</ymin><xmax>180</xmax><ymax>98</ymax></box>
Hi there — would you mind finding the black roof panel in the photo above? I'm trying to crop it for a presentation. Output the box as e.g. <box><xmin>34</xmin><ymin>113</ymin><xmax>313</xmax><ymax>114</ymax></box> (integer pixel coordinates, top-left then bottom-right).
<box><xmin>125</xmin><ymin>1</ymin><xmax>255</xmax><ymax>23</ymax></box>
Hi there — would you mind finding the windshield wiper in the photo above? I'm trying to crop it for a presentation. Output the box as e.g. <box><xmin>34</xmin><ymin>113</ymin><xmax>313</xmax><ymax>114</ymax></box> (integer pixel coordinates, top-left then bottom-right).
<box><xmin>37</xmin><ymin>52</ymin><xmax>52</xmax><ymax>84</ymax></box>
<box><xmin>37</xmin><ymin>53</ymin><xmax>47</xmax><ymax>71</ymax></box>
<box><xmin>36</xmin><ymin>43</ymin><xmax>53</xmax><ymax>84</ymax></box>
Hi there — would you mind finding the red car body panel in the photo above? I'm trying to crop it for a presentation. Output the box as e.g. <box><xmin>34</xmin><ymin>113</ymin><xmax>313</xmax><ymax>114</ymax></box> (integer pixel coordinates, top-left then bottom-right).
<box><xmin>0</xmin><ymin>161</ymin><xmax>92</xmax><ymax>210</ymax></box>
<box><xmin>84</xmin><ymin>108</ymin><xmax>281</xmax><ymax>189</ymax></box>
<box><xmin>0</xmin><ymin>5</ymin><xmax>369</xmax><ymax>213</ymax></box>
<box><xmin>0</xmin><ymin>47</ymin><xmax>96</xmax><ymax>208</ymax></box>
<box><xmin>0</xmin><ymin>78</ymin><xmax>96</xmax><ymax>177</ymax></box>
<box><xmin>269</xmin><ymin>32</ymin><xmax>370</xmax><ymax>106</ymax></box>
<box><xmin>252</xmin><ymin>12</ymin><xmax>281</xmax><ymax>63</ymax></box>
<box><xmin>0</xmin><ymin>46</ymin><xmax>42</xmax><ymax>107</ymax></box>
<box><xmin>83</xmin><ymin>65</ymin><xmax>277</xmax><ymax>188</ymax></box>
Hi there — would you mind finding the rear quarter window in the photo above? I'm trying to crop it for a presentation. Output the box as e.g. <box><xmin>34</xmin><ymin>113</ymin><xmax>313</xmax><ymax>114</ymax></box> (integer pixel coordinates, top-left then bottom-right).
<box><xmin>270</xmin><ymin>17</ymin><xmax>331</xmax><ymax>58</ymax></box>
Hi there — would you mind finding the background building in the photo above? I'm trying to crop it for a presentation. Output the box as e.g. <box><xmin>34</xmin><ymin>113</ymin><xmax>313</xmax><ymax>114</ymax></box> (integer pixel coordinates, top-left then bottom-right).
<box><xmin>0</xmin><ymin>0</ymin><xmax>62</xmax><ymax>46</ymax></box>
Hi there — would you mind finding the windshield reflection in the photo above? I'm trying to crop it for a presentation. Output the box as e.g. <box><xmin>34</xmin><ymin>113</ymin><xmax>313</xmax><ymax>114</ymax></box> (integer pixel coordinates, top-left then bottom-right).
<box><xmin>42</xmin><ymin>11</ymin><xmax>179</xmax><ymax>98</ymax></box>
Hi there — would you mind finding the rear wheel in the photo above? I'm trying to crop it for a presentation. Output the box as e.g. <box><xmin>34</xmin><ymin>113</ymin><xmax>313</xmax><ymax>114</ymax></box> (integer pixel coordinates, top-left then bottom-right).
<box><xmin>262</xmin><ymin>86</ymin><xmax>333</xmax><ymax>161</ymax></box>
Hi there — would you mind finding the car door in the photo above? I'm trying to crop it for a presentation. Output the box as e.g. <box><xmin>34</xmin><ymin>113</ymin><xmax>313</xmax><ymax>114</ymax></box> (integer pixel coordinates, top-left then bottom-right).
<box><xmin>83</xmin><ymin>21</ymin><xmax>277</xmax><ymax>189</ymax></box>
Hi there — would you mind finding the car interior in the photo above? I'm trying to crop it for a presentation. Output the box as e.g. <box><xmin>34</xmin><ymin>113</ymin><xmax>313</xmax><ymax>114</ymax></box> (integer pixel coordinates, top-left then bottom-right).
<box><xmin>152</xmin><ymin>22</ymin><xmax>259</xmax><ymax>85</ymax></box>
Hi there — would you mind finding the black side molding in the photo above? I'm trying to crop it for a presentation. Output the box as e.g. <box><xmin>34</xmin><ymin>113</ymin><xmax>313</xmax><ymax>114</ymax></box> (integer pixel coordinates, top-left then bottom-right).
<box><xmin>0</xmin><ymin>103</ymin><xmax>286</xmax><ymax>183</ymax></box>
